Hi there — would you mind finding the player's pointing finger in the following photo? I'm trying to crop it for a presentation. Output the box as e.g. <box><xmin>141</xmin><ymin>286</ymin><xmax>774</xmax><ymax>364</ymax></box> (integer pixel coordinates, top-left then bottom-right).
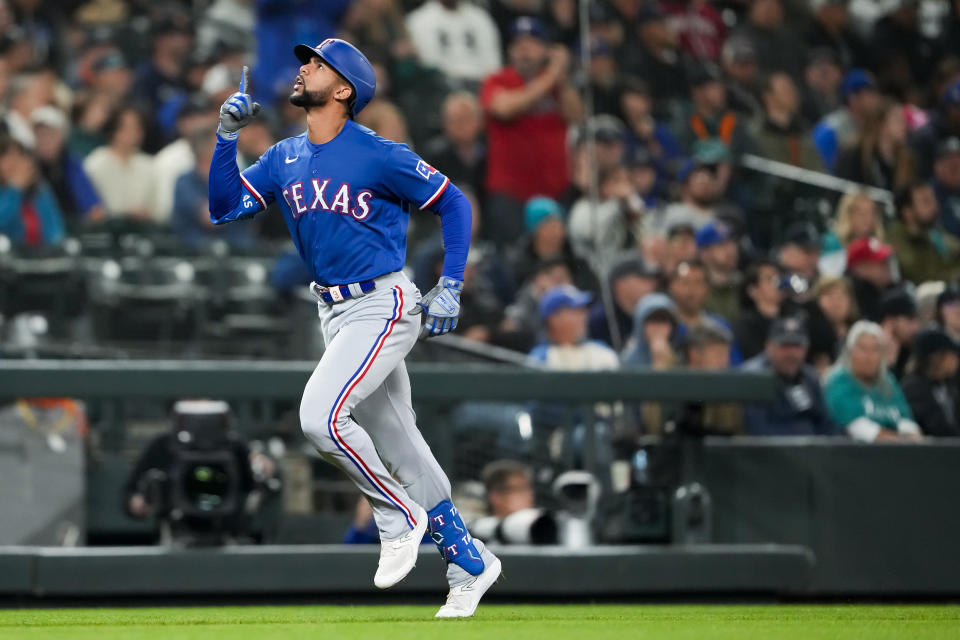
<box><xmin>239</xmin><ymin>65</ymin><xmax>249</xmax><ymax>94</ymax></box>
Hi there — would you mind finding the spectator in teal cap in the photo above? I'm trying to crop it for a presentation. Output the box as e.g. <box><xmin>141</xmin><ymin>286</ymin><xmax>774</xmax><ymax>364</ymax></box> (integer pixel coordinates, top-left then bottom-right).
<box><xmin>524</xmin><ymin>196</ymin><xmax>562</xmax><ymax>232</ymax></box>
<box><xmin>508</xmin><ymin>196</ymin><xmax>598</xmax><ymax>295</ymax></box>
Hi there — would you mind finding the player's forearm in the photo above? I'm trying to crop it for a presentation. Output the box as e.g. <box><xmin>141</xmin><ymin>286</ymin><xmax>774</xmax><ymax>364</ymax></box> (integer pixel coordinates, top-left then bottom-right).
<box><xmin>208</xmin><ymin>135</ymin><xmax>244</xmax><ymax>224</ymax></box>
<box><xmin>430</xmin><ymin>182</ymin><xmax>472</xmax><ymax>281</ymax></box>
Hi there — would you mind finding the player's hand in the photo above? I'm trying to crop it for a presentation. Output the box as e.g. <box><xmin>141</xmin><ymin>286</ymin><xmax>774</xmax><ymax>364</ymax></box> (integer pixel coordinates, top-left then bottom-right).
<box><xmin>410</xmin><ymin>276</ymin><xmax>463</xmax><ymax>339</ymax></box>
<box><xmin>218</xmin><ymin>65</ymin><xmax>262</xmax><ymax>140</ymax></box>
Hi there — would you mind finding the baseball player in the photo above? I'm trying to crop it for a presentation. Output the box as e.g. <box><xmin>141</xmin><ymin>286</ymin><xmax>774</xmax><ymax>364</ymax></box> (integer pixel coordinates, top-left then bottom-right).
<box><xmin>208</xmin><ymin>40</ymin><xmax>500</xmax><ymax>617</ymax></box>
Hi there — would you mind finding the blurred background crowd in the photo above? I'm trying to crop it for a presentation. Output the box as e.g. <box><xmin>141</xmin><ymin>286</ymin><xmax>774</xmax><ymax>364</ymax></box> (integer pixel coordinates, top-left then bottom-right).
<box><xmin>3</xmin><ymin>0</ymin><xmax>960</xmax><ymax>444</ymax></box>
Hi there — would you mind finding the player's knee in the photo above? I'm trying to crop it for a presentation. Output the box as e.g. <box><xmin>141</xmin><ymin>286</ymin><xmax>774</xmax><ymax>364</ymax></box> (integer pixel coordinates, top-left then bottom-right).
<box><xmin>299</xmin><ymin>400</ymin><xmax>338</xmax><ymax>453</ymax></box>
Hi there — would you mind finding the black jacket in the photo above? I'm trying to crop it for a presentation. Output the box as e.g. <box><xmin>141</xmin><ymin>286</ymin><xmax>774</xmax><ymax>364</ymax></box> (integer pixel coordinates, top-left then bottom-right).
<box><xmin>732</xmin><ymin>308</ymin><xmax>776</xmax><ymax>361</ymax></box>
<box><xmin>802</xmin><ymin>299</ymin><xmax>842</xmax><ymax>367</ymax></box>
<box><xmin>850</xmin><ymin>275</ymin><xmax>891</xmax><ymax>323</ymax></box>
<box><xmin>901</xmin><ymin>374</ymin><xmax>960</xmax><ymax>437</ymax></box>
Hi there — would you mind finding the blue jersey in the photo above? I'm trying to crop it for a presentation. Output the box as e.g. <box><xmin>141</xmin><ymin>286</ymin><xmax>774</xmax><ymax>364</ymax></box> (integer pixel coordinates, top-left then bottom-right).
<box><xmin>211</xmin><ymin>121</ymin><xmax>452</xmax><ymax>285</ymax></box>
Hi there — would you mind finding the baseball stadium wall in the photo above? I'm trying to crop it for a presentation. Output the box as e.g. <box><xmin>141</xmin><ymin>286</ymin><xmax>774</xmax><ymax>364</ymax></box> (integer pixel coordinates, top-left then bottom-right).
<box><xmin>0</xmin><ymin>361</ymin><xmax>958</xmax><ymax>598</ymax></box>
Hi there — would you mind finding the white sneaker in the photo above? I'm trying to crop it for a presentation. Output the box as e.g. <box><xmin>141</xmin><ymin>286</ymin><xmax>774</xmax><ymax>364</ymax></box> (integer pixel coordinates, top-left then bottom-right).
<box><xmin>374</xmin><ymin>507</ymin><xmax>428</xmax><ymax>589</ymax></box>
<box><xmin>435</xmin><ymin>555</ymin><xmax>502</xmax><ymax>618</ymax></box>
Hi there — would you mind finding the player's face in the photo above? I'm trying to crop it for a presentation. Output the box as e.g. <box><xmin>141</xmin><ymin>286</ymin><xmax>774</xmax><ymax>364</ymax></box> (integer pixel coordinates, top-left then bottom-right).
<box><xmin>290</xmin><ymin>56</ymin><xmax>350</xmax><ymax>109</ymax></box>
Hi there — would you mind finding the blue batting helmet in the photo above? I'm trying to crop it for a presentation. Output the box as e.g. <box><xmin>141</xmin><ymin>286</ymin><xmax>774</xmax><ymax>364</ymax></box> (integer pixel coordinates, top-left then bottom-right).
<box><xmin>294</xmin><ymin>39</ymin><xmax>376</xmax><ymax>116</ymax></box>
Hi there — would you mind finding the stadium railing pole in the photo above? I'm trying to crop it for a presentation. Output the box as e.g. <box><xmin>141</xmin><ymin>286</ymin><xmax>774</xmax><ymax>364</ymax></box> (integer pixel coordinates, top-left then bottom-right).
<box><xmin>578</xmin><ymin>0</ymin><xmax>622</xmax><ymax>351</ymax></box>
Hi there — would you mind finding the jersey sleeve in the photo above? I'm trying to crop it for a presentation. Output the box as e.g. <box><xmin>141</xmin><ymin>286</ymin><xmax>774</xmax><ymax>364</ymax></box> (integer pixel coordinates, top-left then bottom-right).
<box><xmin>238</xmin><ymin>152</ymin><xmax>275</xmax><ymax>213</ymax></box>
<box><xmin>381</xmin><ymin>144</ymin><xmax>450</xmax><ymax>211</ymax></box>
<box><xmin>209</xmin><ymin>138</ymin><xmax>276</xmax><ymax>224</ymax></box>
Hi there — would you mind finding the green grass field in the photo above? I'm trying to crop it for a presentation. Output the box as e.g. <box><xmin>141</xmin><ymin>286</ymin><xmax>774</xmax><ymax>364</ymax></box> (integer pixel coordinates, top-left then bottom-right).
<box><xmin>2</xmin><ymin>604</ymin><xmax>959</xmax><ymax>640</ymax></box>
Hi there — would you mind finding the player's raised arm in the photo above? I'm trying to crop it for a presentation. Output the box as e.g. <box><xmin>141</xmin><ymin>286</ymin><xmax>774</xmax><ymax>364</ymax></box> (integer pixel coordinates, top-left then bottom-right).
<box><xmin>208</xmin><ymin>65</ymin><xmax>270</xmax><ymax>224</ymax></box>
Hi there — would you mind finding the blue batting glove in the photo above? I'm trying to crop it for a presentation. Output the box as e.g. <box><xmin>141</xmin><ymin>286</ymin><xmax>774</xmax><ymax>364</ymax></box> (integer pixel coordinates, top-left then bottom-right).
<box><xmin>218</xmin><ymin>65</ymin><xmax>262</xmax><ymax>140</ymax></box>
<box><xmin>410</xmin><ymin>276</ymin><xmax>463</xmax><ymax>339</ymax></box>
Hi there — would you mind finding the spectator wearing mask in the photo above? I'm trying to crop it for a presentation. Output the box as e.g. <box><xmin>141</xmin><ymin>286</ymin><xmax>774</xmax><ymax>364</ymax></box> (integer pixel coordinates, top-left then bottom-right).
<box><xmin>83</xmin><ymin>106</ymin><xmax>156</xmax><ymax>223</ymax></box>
<box><xmin>667</xmin><ymin>259</ymin><xmax>741</xmax><ymax>365</ymax></box>
<box><xmin>742</xmin><ymin>317</ymin><xmax>834</xmax><ymax>436</ymax></box>
<box><xmin>508</xmin><ymin>196</ymin><xmax>596</xmax><ymax>295</ymax></box>
<box><xmin>937</xmin><ymin>286</ymin><xmax>960</xmax><ymax>344</ymax></box>
<box><xmin>529</xmin><ymin>285</ymin><xmax>619</xmax><ymax>371</ymax></box>
<box><xmin>622</xmin><ymin>292</ymin><xmax>679</xmax><ymax>370</ymax></box>
<box><xmin>0</xmin><ymin>137</ymin><xmax>65</xmax><ymax>247</ymax></box>
<box><xmin>752</xmin><ymin>72</ymin><xmax>821</xmax><ymax>170</ymax></box>
<box><xmin>733</xmin><ymin>259</ymin><xmax>784</xmax><ymax>360</ymax></box>
<box><xmin>813</xmin><ymin>69</ymin><xmax>881</xmax><ymax>171</ymax></box>
<box><xmin>588</xmin><ymin>257</ymin><xmax>661</xmax><ymax>351</ymax></box>
<box><xmin>804</xmin><ymin>275</ymin><xmax>859</xmax><ymax>376</ymax></box>
<box><xmin>480</xmin><ymin>17</ymin><xmax>583</xmax><ymax>244</ymax></box>
<box><xmin>424</xmin><ymin>92</ymin><xmax>487</xmax><ymax>202</ymax></box>
<box><xmin>697</xmin><ymin>221</ymin><xmax>742</xmax><ymax>323</ymax></box>
<box><xmin>30</xmin><ymin>106</ymin><xmax>103</xmax><ymax>224</ymax></box>
<box><xmin>846</xmin><ymin>237</ymin><xmax>897</xmax><ymax>322</ymax></box>
<box><xmin>834</xmin><ymin>101</ymin><xmax>915</xmax><ymax>192</ymax></box>
<box><xmin>824</xmin><ymin>320</ymin><xmax>922</xmax><ymax>442</ymax></box>
<box><xmin>911</xmin><ymin>80</ymin><xmax>960</xmax><ymax>178</ymax></box>
<box><xmin>878</xmin><ymin>289</ymin><xmax>920</xmax><ymax>380</ymax></box>
<box><xmin>888</xmin><ymin>181</ymin><xmax>960</xmax><ymax>285</ymax></box>
<box><xmin>932</xmin><ymin>137</ymin><xmax>960</xmax><ymax>239</ymax></box>
<box><xmin>405</xmin><ymin>0</ymin><xmax>502</xmax><ymax>85</ymax></box>
<box><xmin>901</xmin><ymin>328</ymin><xmax>960</xmax><ymax>437</ymax></box>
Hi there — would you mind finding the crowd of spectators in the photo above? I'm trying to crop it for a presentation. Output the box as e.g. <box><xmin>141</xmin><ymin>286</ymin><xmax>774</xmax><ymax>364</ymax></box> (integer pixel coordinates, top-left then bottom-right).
<box><xmin>4</xmin><ymin>0</ymin><xmax>960</xmax><ymax>441</ymax></box>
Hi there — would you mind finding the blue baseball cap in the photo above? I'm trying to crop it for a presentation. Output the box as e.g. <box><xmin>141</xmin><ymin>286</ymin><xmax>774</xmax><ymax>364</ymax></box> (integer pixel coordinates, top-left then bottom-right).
<box><xmin>539</xmin><ymin>285</ymin><xmax>593</xmax><ymax>319</ymax></box>
<box><xmin>510</xmin><ymin>16</ymin><xmax>550</xmax><ymax>42</ymax></box>
<box><xmin>524</xmin><ymin>196</ymin><xmax>562</xmax><ymax>232</ymax></box>
<box><xmin>695</xmin><ymin>221</ymin><xmax>734</xmax><ymax>249</ymax></box>
<box><xmin>841</xmin><ymin>69</ymin><xmax>875</xmax><ymax>99</ymax></box>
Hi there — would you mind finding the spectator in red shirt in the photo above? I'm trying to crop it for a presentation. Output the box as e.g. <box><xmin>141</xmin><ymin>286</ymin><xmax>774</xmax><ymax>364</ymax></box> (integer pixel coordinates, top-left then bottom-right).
<box><xmin>660</xmin><ymin>0</ymin><xmax>728</xmax><ymax>63</ymax></box>
<box><xmin>480</xmin><ymin>17</ymin><xmax>583</xmax><ymax>245</ymax></box>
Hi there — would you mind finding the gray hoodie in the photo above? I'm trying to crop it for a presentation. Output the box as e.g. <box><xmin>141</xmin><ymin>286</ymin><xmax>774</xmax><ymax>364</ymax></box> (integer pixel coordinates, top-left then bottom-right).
<box><xmin>622</xmin><ymin>292</ymin><xmax>678</xmax><ymax>367</ymax></box>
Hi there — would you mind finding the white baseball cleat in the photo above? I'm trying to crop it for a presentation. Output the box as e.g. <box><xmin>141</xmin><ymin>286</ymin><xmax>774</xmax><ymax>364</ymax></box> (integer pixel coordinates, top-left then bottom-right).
<box><xmin>373</xmin><ymin>507</ymin><xmax>428</xmax><ymax>589</ymax></box>
<box><xmin>435</xmin><ymin>555</ymin><xmax>502</xmax><ymax>618</ymax></box>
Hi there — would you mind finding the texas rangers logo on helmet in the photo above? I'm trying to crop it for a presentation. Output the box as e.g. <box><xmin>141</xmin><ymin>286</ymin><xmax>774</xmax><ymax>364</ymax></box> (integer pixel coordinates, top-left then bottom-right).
<box><xmin>416</xmin><ymin>160</ymin><xmax>438</xmax><ymax>181</ymax></box>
